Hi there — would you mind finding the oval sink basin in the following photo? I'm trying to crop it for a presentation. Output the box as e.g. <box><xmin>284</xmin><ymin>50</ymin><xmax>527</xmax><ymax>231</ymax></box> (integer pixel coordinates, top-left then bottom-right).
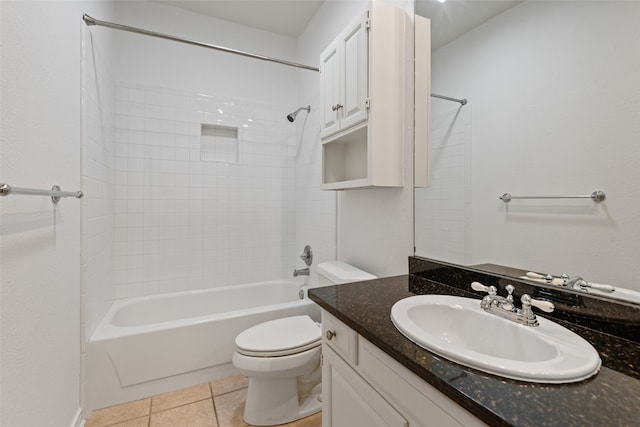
<box><xmin>391</xmin><ymin>295</ymin><xmax>601</xmax><ymax>383</ymax></box>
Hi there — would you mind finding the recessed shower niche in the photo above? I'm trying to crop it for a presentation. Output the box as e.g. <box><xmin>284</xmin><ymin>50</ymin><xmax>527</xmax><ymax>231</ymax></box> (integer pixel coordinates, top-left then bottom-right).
<box><xmin>200</xmin><ymin>124</ymin><xmax>239</xmax><ymax>164</ymax></box>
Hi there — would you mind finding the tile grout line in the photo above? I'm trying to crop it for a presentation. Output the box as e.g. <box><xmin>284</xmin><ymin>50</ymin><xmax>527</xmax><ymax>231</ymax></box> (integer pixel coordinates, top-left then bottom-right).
<box><xmin>150</xmin><ymin>397</ymin><xmax>214</xmax><ymax>415</ymax></box>
<box><xmin>100</xmin><ymin>415</ymin><xmax>150</xmax><ymax>427</ymax></box>
<box><xmin>102</xmin><ymin>399</ymin><xmax>152</xmax><ymax>427</ymax></box>
<box><xmin>90</xmin><ymin>378</ymin><xmax>249</xmax><ymax>427</ymax></box>
<box><xmin>209</xmin><ymin>381</ymin><xmax>221</xmax><ymax>427</ymax></box>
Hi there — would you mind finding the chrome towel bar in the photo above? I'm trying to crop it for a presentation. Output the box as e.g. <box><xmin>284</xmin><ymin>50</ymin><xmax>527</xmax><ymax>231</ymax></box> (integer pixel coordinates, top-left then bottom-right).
<box><xmin>499</xmin><ymin>190</ymin><xmax>606</xmax><ymax>203</ymax></box>
<box><xmin>0</xmin><ymin>183</ymin><xmax>83</xmax><ymax>205</ymax></box>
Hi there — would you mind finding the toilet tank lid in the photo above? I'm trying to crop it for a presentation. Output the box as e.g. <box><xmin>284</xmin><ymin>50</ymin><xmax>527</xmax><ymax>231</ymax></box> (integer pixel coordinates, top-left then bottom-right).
<box><xmin>317</xmin><ymin>261</ymin><xmax>377</xmax><ymax>284</ymax></box>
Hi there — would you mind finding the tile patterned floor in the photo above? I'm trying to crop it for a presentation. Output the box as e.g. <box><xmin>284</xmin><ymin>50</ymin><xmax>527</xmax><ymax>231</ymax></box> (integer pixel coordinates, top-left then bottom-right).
<box><xmin>85</xmin><ymin>374</ymin><xmax>322</xmax><ymax>427</ymax></box>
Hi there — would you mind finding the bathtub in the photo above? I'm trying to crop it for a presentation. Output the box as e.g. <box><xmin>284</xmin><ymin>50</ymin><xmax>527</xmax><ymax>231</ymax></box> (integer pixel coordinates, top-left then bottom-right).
<box><xmin>87</xmin><ymin>280</ymin><xmax>319</xmax><ymax>411</ymax></box>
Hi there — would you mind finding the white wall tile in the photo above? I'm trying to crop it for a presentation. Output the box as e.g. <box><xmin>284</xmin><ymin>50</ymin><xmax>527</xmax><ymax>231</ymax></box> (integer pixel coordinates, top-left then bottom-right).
<box><xmin>110</xmin><ymin>84</ymin><xmax>305</xmax><ymax>295</ymax></box>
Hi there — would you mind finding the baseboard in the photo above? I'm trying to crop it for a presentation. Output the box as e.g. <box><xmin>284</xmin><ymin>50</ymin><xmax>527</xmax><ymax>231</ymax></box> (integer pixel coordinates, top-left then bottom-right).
<box><xmin>70</xmin><ymin>408</ymin><xmax>84</xmax><ymax>427</ymax></box>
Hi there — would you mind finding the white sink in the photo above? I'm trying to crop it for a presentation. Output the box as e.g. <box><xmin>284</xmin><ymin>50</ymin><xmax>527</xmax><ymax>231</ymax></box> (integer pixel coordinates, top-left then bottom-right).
<box><xmin>391</xmin><ymin>295</ymin><xmax>601</xmax><ymax>383</ymax></box>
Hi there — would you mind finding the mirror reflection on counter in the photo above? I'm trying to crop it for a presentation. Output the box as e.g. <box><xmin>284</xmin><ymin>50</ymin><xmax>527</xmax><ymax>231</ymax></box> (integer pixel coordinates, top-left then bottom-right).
<box><xmin>414</xmin><ymin>0</ymin><xmax>640</xmax><ymax>304</ymax></box>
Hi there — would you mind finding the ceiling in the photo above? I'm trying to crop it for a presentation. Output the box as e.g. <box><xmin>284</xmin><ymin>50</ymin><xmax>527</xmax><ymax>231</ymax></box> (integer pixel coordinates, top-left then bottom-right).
<box><xmin>151</xmin><ymin>0</ymin><xmax>325</xmax><ymax>38</ymax></box>
<box><xmin>416</xmin><ymin>0</ymin><xmax>523</xmax><ymax>50</ymax></box>
<box><xmin>150</xmin><ymin>0</ymin><xmax>522</xmax><ymax>48</ymax></box>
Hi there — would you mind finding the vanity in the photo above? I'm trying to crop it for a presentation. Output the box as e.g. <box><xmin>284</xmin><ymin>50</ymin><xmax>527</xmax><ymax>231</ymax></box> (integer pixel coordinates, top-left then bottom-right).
<box><xmin>308</xmin><ymin>257</ymin><xmax>640</xmax><ymax>427</ymax></box>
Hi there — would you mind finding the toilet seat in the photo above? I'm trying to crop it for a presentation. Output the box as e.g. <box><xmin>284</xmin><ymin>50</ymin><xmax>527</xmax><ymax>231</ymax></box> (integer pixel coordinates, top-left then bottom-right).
<box><xmin>235</xmin><ymin>315</ymin><xmax>321</xmax><ymax>357</ymax></box>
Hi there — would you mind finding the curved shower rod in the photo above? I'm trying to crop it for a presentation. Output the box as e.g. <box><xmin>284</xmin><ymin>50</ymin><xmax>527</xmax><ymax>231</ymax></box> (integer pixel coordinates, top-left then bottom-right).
<box><xmin>82</xmin><ymin>14</ymin><xmax>320</xmax><ymax>72</ymax></box>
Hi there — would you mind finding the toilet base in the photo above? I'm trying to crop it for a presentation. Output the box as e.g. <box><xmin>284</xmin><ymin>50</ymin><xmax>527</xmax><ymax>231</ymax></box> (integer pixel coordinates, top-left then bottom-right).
<box><xmin>243</xmin><ymin>376</ymin><xmax>321</xmax><ymax>426</ymax></box>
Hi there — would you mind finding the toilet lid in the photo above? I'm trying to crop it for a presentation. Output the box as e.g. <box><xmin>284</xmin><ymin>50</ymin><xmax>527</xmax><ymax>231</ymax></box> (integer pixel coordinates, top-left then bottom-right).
<box><xmin>235</xmin><ymin>315</ymin><xmax>321</xmax><ymax>357</ymax></box>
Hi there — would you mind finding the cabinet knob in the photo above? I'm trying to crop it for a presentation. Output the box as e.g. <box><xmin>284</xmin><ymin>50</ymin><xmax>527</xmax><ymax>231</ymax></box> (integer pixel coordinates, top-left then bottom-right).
<box><xmin>331</xmin><ymin>104</ymin><xmax>343</xmax><ymax>111</ymax></box>
<box><xmin>326</xmin><ymin>330</ymin><xmax>337</xmax><ymax>340</ymax></box>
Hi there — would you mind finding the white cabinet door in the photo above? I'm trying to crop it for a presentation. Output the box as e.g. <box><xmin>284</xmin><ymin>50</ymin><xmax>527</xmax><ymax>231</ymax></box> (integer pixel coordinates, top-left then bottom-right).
<box><xmin>340</xmin><ymin>11</ymin><xmax>369</xmax><ymax>131</ymax></box>
<box><xmin>323</xmin><ymin>345</ymin><xmax>408</xmax><ymax>427</ymax></box>
<box><xmin>320</xmin><ymin>11</ymin><xmax>369</xmax><ymax>139</ymax></box>
<box><xmin>320</xmin><ymin>42</ymin><xmax>341</xmax><ymax>137</ymax></box>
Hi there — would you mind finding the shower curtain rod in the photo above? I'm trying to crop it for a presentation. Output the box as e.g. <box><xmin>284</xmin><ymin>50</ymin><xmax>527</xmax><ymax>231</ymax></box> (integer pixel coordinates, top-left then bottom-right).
<box><xmin>82</xmin><ymin>14</ymin><xmax>320</xmax><ymax>72</ymax></box>
<box><xmin>431</xmin><ymin>93</ymin><xmax>467</xmax><ymax>105</ymax></box>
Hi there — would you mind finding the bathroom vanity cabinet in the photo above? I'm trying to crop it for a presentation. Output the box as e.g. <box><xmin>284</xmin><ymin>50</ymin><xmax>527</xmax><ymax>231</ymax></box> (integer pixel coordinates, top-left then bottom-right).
<box><xmin>310</xmin><ymin>265</ymin><xmax>640</xmax><ymax>427</ymax></box>
<box><xmin>319</xmin><ymin>0</ymin><xmax>407</xmax><ymax>190</ymax></box>
<box><xmin>321</xmin><ymin>310</ymin><xmax>485</xmax><ymax>427</ymax></box>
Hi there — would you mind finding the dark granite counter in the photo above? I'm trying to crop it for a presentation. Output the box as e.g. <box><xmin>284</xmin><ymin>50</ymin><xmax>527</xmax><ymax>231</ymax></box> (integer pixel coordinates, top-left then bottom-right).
<box><xmin>309</xmin><ymin>263</ymin><xmax>640</xmax><ymax>427</ymax></box>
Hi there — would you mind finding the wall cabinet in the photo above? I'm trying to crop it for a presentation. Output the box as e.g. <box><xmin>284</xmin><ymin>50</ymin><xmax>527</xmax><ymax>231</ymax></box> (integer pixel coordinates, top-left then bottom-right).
<box><xmin>321</xmin><ymin>310</ymin><xmax>486</xmax><ymax>427</ymax></box>
<box><xmin>320</xmin><ymin>0</ymin><xmax>407</xmax><ymax>190</ymax></box>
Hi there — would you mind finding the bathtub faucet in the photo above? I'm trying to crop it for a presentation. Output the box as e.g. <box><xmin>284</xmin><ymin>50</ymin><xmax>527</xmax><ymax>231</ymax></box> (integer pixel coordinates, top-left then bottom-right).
<box><xmin>293</xmin><ymin>268</ymin><xmax>310</xmax><ymax>277</ymax></box>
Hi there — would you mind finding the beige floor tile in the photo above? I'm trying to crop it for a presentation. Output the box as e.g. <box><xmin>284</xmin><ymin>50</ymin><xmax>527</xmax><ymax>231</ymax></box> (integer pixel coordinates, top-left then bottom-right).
<box><xmin>86</xmin><ymin>398</ymin><xmax>151</xmax><ymax>427</ymax></box>
<box><xmin>210</xmin><ymin>374</ymin><xmax>248</xmax><ymax>396</ymax></box>
<box><xmin>111</xmin><ymin>417</ymin><xmax>150</xmax><ymax>427</ymax></box>
<box><xmin>150</xmin><ymin>399</ymin><xmax>217</xmax><ymax>427</ymax></box>
<box><xmin>213</xmin><ymin>388</ymin><xmax>248</xmax><ymax>427</ymax></box>
<box><xmin>152</xmin><ymin>382</ymin><xmax>212</xmax><ymax>413</ymax></box>
<box><xmin>287</xmin><ymin>412</ymin><xmax>321</xmax><ymax>427</ymax></box>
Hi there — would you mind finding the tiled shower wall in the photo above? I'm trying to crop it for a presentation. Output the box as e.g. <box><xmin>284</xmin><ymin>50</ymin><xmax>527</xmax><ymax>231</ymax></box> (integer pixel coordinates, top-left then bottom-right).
<box><xmin>293</xmin><ymin>93</ymin><xmax>337</xmax><ymax>277</ymax></box>
<box><xmin>113</xmin><ymin>83</ymin><xmax>298</xmax><ymax>298</ymax></box>
<box><xmin>82</xmin><ymin>0</ymin><xmax>338</xmax><ymax>341</ymax></box>
<box><xmin>414</xmin><ymin>105</ymin><xmax>471</xmax><ymax>265</ymax></box>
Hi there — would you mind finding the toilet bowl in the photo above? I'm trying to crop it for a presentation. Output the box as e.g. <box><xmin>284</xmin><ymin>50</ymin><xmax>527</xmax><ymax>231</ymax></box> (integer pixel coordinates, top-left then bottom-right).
<box><xmin>232</xmin><ymin>315</ymin><xmax>322</xmax><ymax>426</ymax></box>
<box><xmin>232</xmin><ymin>261</ymin><xmax>376</xmax><ymax>426</ymax></box>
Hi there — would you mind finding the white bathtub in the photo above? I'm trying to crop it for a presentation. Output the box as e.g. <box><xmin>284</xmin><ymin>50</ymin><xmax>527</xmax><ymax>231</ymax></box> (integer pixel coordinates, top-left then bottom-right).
<box><xmin>87</xmin><ymin>280</ymin><xmax>319</xmax><ymax>411</ymax></box>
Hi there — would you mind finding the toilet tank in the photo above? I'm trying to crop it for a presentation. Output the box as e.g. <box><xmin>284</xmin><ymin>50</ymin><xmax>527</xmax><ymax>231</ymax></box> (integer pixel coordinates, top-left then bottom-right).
<box><xmin>317</xmin><ymin>261</ymin><xmax>377</xmax><ymax>286</ymax></box>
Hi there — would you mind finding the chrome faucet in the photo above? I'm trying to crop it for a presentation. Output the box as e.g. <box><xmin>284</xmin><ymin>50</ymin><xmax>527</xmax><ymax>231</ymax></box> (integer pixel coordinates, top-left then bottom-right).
<box><xmin>561</xmin><ymin>274</ymin><xmax>588</xmax><ymax>288</ymax></box>
<box><xmin>293</xmin><ymin>245</ymin><xmax>312</xmax><ymax>277</ymax></box>
<box><xmin>527</xmin><ymin>271</ymin><xmax>615</xmax><ymax>293</ymax></box>
<box><xmin>560</xmin><ymin>274</ymin><xmax>615</xmax><ymax>292</ymax></box>
<box><xmin>293</xmin><ymin>268</ymin><xmax>310</xmax><ymax>277</ymax></box>
<box><xmin>471</xmin><ymin>282</ymin><xmax>554</xmax><ymax>327</ymax></box>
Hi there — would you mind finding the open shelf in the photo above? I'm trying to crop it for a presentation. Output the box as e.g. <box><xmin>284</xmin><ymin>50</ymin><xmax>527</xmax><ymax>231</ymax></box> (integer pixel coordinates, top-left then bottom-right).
<box><xmin>322</xmin><ymin>126</ymin><xmax>368</xmax><ymax>189</ymax></box>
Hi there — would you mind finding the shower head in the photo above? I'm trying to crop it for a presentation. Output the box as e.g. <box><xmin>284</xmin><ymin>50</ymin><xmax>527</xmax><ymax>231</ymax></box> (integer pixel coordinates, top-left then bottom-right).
<box><xmin>287</xmin><ymin>105</ymin><xmax>311</xmax><ymax>122</ymax></box>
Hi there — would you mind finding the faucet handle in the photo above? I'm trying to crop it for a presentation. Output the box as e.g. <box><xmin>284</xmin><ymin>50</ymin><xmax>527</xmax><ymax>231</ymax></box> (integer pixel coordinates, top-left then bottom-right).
<box><xmin>299</xmin><ymin>245</ymin><xmax>313</xmax><ymax>266</ymax></box>
<box><xmin>471</xmin><ymin>282</ymin><xmax>496</xmax><ymax>295</ymax></box>
<box><xmin>505</xmin><ymin>285</ymin><xmax>515</xmax><ymax>301</ymax></box>
<box><xmin>526</xmin><ymin>272</ymin><xmax>564</xmax><ymax>286</ymax></box>
<box><xmin>521</xmin><ymin>294</ymin><xmax>555</xmax><ymax>313</ymax></box>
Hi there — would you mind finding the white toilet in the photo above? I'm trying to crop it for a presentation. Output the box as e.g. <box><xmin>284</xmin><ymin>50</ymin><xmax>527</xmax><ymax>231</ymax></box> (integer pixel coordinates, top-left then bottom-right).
<box><xmin>232</xmin><ymin>261</ymin><xmax>376</xmax><ymax>426</ymax></box>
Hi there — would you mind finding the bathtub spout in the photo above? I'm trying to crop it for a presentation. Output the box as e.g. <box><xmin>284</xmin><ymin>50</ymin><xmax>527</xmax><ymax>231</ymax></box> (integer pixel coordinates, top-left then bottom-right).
<box><xmin>293</xmin><ymin>268</ymin><xmax>310</xmax><ymax>277</ymax></box>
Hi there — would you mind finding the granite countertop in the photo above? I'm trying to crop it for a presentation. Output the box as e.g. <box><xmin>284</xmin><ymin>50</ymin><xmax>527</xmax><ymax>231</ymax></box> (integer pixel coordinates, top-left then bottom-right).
<box><xmin>308</xmin><ymin>274</ymin><xmax>640</xmax><ymax>427</ymax></box>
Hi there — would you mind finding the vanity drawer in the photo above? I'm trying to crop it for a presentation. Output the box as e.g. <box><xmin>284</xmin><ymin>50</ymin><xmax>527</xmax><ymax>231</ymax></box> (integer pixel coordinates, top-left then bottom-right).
<box><xmin>322</xmin><ymin>310</ymin><xmax>359</xmax><ymax>365</ymax></box>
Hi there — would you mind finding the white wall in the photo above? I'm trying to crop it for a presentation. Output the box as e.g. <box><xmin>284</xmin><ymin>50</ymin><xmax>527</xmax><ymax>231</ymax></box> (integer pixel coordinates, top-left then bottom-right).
<box><xmin>424</xmin><ymin>1</ymin><xmax>640</xmax><ymax>289</ymax></box>
<box><xmin>0</xmin><ymin>1</ymin><xmax>113</xmax><ymax>426</ymax></box>
<box><xmin>113</xmin><ymin>0</ymin><xmax>300</xmax><ymax>104</ymax></box>
<box><xmin>298</xmin><ymin>0</ymin><xmax>415</xmax><ymax>279</ymax></box>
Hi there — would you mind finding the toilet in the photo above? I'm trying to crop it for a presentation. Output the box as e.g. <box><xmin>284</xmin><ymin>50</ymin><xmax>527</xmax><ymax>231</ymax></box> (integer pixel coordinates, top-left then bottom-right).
<box><xmin>232</xmin><ymin>261</ymin><xmax>376</xmax><ymax>426</ymax></box>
